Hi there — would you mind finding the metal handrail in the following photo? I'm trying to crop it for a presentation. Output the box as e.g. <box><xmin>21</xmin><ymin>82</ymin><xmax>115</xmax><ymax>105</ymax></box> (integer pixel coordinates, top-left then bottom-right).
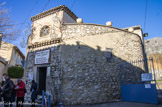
<box><xmin>42</xmin><ymin>90</ymin><xmax>51</xmax><ymax>107</ymax></box>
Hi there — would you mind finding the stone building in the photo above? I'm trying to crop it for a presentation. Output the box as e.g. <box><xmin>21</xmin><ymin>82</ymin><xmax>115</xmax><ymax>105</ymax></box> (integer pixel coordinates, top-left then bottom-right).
<box><xmin>25</xmin><ymin>5</ymin><xmax>147</xmax><ymax>105</ymax></box>
<box><xmin>0</xmin><ymin>41</ymin><xmax>25</xmax><ymax>80</ymax></box>
<box><xmin>0</xmin><ymin>56</ymin><xmax>7</xmax><ymax>79</ymax></box>
<box><xmin>145</xmin><ymin>37</ymin><xmax>162</xmax><ymax>80</ymax></box>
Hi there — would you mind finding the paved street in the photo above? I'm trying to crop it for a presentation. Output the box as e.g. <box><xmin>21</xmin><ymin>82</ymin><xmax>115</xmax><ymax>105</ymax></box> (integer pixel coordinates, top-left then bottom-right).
<box><xmin>0</xmin><ymin>101</ymin><xmax>162</xmax><ymax>107</ymax></box>
<box><xmin>64</xmin><ymin>101</ymin><xmax>162</xmax><ymax>107</ymax></box>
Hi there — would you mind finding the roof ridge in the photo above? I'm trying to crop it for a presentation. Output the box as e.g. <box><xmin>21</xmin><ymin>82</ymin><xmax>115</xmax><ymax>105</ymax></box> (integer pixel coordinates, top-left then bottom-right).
<box><xmin>31</xmin><ymin>5</ymin><xmax>78</xmax><ymax>22</ymax></box>
<box><xmin>1</xmin><ymin>41</ymin><xmax>25</xmax><ymax>58</ymax></box>
<box><xmin>1</xmin><ymin>41</ymin><xmax>14</xmax><ymax>46</ymax></box>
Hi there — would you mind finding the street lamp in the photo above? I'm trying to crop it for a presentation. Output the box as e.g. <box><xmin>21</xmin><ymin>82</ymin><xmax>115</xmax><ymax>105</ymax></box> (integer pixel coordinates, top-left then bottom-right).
<box><xmin>143</xmin><ymin>33</ymin><xmax>148</xmax><ymax>37</ymax></box>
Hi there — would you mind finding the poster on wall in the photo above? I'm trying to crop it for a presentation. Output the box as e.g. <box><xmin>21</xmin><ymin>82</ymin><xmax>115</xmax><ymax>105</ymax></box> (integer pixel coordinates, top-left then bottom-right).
<box><xmin>35</xmin><ymin>49</ymin><xmax>50</xmax><ymax>64</ymax></box>
<box><xmin>28</xmin><ymin>72</ymin><xmax>33</xmax><ymax>82</ymax></box>
<box><xmin>47</xmin><ymin>67</ymin><xmax>50</xmax><ymax>76</ymax></box>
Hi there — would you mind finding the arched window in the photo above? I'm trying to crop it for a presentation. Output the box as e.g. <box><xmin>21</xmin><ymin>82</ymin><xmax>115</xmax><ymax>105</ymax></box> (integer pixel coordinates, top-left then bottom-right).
<box><xmin>40</xmin><ymin>26</ymin><xmax>50</xmax><ymax>36</ymax></box>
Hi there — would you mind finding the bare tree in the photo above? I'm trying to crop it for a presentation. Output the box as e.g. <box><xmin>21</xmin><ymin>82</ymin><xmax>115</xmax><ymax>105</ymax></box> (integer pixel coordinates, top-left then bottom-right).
<box><xmin>20</xmin><ymin>23</ymin><xmax>31</xmax><ymax>48</ymax></box>
<box><xmin>0</xmin><ymin>2</ymin><xmax>18</xmax><ymax>43</ymax></box>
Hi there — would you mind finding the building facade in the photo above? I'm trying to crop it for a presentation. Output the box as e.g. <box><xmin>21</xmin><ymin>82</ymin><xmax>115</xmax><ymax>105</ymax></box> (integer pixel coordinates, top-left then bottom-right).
<box><xmin>145</xmin><ymin>37</ymin><xmax>162</xmax><ymax>80</ymax></box>
<box><xmin>0</xmin><ymin>41</ymin><xmax>25</xmax><ymax>79</ymax></box>
<box><xmin>0</xmin><ymin>56</ymin><xmax>7</xmax><ymax>80</ymax></box>
<box><xmin>25</xmin><ymin>5</ymin><xmax>146</xmax><ymax>105</ymax></box>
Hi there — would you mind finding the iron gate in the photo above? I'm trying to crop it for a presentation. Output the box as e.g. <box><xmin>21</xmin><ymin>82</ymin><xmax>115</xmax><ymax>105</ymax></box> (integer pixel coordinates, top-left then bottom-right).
<box><xmin>119</xmin><ymin>58</ymin><xmax>158</xmax><ymax>104</ymax></box>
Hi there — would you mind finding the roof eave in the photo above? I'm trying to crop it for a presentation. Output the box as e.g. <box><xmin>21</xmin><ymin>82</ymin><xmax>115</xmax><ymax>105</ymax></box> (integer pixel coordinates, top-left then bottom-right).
<box><xmin>31</xmin><ymin>5</ymin><xmax>78</xmax><ymax>22</ymax></box>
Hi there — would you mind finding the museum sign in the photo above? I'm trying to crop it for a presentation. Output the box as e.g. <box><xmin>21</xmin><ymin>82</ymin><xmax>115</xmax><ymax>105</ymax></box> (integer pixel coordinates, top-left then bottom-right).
<box><xmin>35</xmin><ymin>49</ymin><xmax>50</xmax><ymax>64</ymax></box>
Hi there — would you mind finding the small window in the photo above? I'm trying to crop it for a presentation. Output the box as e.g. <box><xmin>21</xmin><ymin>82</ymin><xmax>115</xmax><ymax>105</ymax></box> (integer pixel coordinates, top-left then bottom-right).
<box><xmin>105</xmin><ymin>48</ymin><xmax>113</xmax><ymax>62</ymax></box>
<box><xmin>40</xmin><ymin>26</ymin><xmax>50</xmax><ymax>36</ymax></box>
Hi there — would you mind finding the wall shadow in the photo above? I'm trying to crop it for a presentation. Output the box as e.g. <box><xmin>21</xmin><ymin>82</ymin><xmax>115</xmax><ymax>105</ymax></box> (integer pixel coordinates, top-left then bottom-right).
<box><xmin>27</xmin><ymin>41</ymin><xmax>147</xmax><ymax>106</ymax></box>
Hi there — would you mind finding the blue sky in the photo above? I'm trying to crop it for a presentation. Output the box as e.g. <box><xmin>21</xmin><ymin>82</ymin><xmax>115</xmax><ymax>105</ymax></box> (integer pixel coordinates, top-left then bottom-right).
<box><xmin>2</xmin><ymin>0</ymin><xmax>162</xmax><ymax>55</ymax></box>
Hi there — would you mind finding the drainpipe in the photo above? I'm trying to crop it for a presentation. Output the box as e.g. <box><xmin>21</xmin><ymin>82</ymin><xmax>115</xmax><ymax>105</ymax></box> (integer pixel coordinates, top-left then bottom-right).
<box><xmin>142</xmin><ymin>33</ymin><xmax>149</xmax><ymax>72</ymax></box>
<box><xmin>0</xmin><ymin>33</ymin><xmax>3</xmax><ymax>48</ymax></box>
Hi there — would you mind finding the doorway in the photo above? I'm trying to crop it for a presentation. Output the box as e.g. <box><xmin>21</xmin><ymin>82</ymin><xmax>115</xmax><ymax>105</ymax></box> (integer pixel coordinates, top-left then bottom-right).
<box><xmin>38</xmin><ymin>67</ymin><xmax>47</xmax><ymax>95</ymax></box>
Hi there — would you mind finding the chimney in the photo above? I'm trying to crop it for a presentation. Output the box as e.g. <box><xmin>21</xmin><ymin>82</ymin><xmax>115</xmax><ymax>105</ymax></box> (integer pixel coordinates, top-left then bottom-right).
<box><xmin>106</xmin><ymin>21</ymin><xmax>112</xmax><ymax>26</ymax></box>
<box><xmin>128</xmin><ymin>27</ymin><xmax>134</xmax><ymax>32</ymax></box>
<box><xmin>77</xmin><ymin>18</ymin><xmax>83</xmax><ymax>23</ymax></box>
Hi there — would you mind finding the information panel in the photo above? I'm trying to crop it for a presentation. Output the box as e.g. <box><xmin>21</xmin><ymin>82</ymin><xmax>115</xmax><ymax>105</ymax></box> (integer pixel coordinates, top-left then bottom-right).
<box><xmin>141</xmin><ymin>73</ymin><xmax>153</xmax><ymax>81</ymax></box>
<box><xmin>35</xmin><ymin>49</ymin><xmax>50</xmax><ymax>64</ymax></box>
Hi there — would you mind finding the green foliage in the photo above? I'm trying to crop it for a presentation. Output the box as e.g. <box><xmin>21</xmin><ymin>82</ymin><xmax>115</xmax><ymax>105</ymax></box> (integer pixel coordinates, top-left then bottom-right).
<box><xmin>8</xmin><ymin>66</ymin><xmax>24</xmax><ymax>78</ymax></box>
<box><xmin>156</xmin><ymin>80</ymin><xmax>162</xmax><ymax>82</ymax></box>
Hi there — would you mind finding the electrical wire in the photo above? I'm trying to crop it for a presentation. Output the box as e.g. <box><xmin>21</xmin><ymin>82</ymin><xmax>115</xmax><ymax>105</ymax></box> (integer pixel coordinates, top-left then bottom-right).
<box><xmin>18</xmin><ymin>0</ymin><xmax>40</xmax><ymax>48</ymax></box>
<box><xmin>23</xmin><ymin>0</ymin><xmax>39</xmax><ymax>24</ymax></box>
<box><xmin>71</xmin><ymin>0</ymin><xmax>77</xmax><ymax>9</ymax></box>
<box><xmin>144</xmin><ymin>0</ymin><xmax>148</xmax><ymax>32</ymax></box>
<box><xmin>19</xmin><ymin>0</ymin><xmax>39</xmax><ymax>29</ymax></box>
<box><xmin>41</xmin><ymin>0</ymin><xmax>51</xmax><ymax>12</ymax></box>
<box><xmin>4</xmin><ymin>23</ymin><xmax>26</xmax><ymax>26</ymax></box>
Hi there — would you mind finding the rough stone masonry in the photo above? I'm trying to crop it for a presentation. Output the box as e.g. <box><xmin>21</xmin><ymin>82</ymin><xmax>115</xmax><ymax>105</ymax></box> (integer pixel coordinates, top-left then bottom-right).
<box><xmin>24</xmin><ymin>5</ymin><xmax>146</xmax><ymax>105</ymax></box>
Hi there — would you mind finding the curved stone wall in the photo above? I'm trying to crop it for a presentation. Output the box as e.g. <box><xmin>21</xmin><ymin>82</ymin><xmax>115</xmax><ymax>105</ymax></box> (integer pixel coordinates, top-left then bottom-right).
<box><xmin>25</xmin><ymin>23</ymin><xmax>145</xmax><ymax>105</ymax></box>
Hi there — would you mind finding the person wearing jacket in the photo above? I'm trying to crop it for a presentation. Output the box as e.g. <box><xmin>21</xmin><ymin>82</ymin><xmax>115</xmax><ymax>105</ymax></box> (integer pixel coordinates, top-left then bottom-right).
<box><xmin>0</xmin><ymin>73</ymin><xmax>7</xmax><ymax>101</ymax></box>
<box><xmin>15</xmin><ymin>79</ymin><xmax>25</xmax><ymax>107</ymax></box>
<box><xmin>0</xmin><ymin>73</ymin><xmax>5</xmax><ymax>102</ymax></box>
<box><xmin>1</xmin><ymin>74</ymin><xmax>14</xmax><ymax>107</ymax></box>
<box><xmin>0</xmin><ymin>86</ymin><xmax>2</xmax><ymax>101</ymax></box>
<box><xmin>1</xmin><ymin>73</ymin><xmax>7</xmax><ymax>86</ymax></box>
<box><xmin>30</xmin><ymin>80</ymin><xmax>37</xmax><ymax>107</ymax></box>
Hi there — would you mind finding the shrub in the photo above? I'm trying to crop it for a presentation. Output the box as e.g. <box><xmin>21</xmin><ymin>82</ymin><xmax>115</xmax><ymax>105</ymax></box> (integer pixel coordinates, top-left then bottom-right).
<box><xmin>8</xmin><ymin>66</ymin><xmax>24</xmax><ymax>78</ymax></box>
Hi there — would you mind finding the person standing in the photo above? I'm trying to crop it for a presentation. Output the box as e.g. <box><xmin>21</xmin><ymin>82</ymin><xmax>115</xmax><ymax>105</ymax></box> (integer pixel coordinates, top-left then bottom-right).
<box><xmin>15</xmin><ymin>79</ymin><xmax>25</xmax><ymax>107</ymax></box>
<box><xmin>30</xmin><ymin>80</ymin><xmax>37</xmax><ymax>107</ymax></box>
<box><xmin>0</xmin><ymin>73</ymin><xmax>6</xmax><ymax>102</ymax></box>
<box><xmin>0</xmin><ymin>86</ymin><xmax>2</xmax><ymax>102</ymax></box>
<box><xmin>1</xmin><ymin>74</ymin><xmax>14</xmax><ymax>107</ymax></box>
<box><xmin>1</xmin><ymin>73</ymin><xmax>7</xmax><ymax>86</ymax></box>
<box><xmin>10</xmin><ymin>80</ymin><xmax>16</xmax><ymax>107</ymax></box>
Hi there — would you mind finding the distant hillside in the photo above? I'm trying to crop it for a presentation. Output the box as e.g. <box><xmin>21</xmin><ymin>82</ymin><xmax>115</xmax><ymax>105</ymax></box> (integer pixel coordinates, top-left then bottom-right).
<box><xmin>145</xmin><ymin>37</ymin><xmax>162</xmax><ymax>80</ymax></box>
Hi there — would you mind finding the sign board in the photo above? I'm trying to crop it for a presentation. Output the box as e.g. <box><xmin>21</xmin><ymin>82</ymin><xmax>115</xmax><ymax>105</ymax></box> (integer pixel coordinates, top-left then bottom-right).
<box><xmin>141</xmin><ymin>73</ymin><xmax>153</xmax><ymax>81</ymax></box>
<box><xmin>145</xmin><ymin>84</ymin><xmax>151</xmax><ymax>88</ymax></box>
<box><xmin>35</xmin><ymin>49</ymin><xmax>50</xmax><ymax>64</ymax></box>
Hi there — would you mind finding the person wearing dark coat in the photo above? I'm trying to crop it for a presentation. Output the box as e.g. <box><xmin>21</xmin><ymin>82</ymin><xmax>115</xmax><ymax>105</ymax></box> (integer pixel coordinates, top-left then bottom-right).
<box><xmin>1</xmin><ymin>73</ymin><xmax>7</xmax><ymax>86</ymax></box>
<box><xmin>0</xmin><ymin>87</ymin><xmax>2</xmax><ymax>101</ymax></box>
<box><xmin>1</xmin><ymin>74</ymin><xmax>14</xmax><ymax>107</ymax></box>
<box><xmin>10</xmin><ymin>80</ymin><xmax>16</xmax><ymax>107</ymax></box>
<box><xmin>0</xmin><ymin>73</ymin><xmax>7</xmax><ymax>101</ymax></box>
<box><xmin>30</xmin><ymin>80</ymin><xmax>37</xmax><ymax>107</ymax></box>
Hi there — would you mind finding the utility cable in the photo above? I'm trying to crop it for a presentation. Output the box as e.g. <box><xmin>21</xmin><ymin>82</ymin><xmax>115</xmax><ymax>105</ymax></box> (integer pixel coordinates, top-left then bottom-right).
<box><xmin>41</xmin><ymin>0</ymin><xmax>51</xmax><ymax>12</ymax></box>
<box><xmin>19</xmin><ymin>0</ymin><xmax>39</xmax><ymax>29</ymax></box>
<box><xmin>71</xmin><ymin>0</ymin><xmax>76</xmax><ymax>9</ymax></box>
<box><xmin>24</xmin><ymin>0</ymin><xmax>39</xmax><ymax>25</ymax></box>
<box><xmin>144</xmin><ymin>0</ymin><xmax>148</xmax><ymax>32</ymax></box>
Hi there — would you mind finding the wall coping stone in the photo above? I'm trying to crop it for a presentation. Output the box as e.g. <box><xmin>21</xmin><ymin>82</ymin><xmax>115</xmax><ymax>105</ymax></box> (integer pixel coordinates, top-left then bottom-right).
<box><xmin>63</xmin><ymin>23</ymin><xmax>142</xmax><ymax>42</ymax></box>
